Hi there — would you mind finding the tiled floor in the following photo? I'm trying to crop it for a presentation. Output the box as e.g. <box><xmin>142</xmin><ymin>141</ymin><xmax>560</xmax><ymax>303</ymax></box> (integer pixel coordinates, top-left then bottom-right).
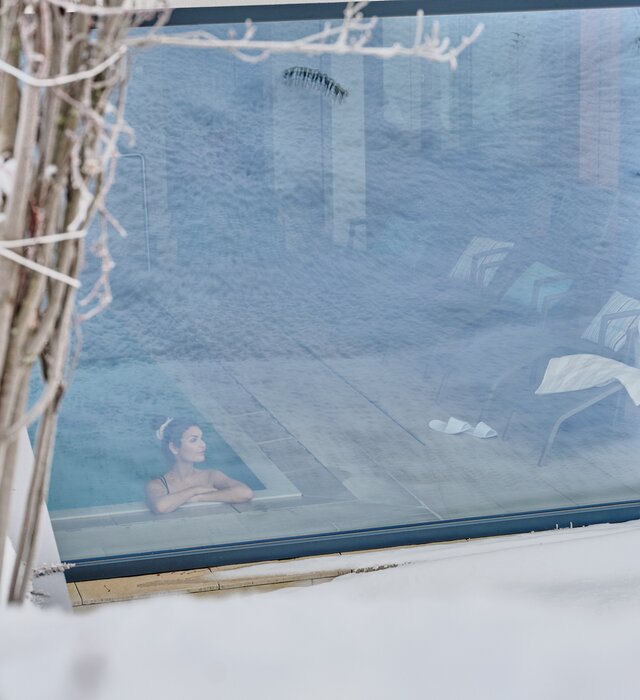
<box><xmin>53</xmin><ymin>341</ymin><xmax>640</xmax><ymax>561</ymax></box>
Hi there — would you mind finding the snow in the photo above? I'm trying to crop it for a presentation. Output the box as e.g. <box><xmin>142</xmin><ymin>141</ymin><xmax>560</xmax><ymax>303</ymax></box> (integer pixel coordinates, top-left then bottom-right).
<box><xmin>3</xmin><ymin>521</ymin><xmax>640</xmax><ymax>699</ymax></box>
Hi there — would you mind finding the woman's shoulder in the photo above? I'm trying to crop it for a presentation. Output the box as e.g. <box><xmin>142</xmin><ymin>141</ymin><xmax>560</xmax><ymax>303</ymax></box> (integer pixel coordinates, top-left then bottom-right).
<box><xmin>146</xmin><ymin>474</ymin><xmax>170</xmax><ymax>494</ymax></box>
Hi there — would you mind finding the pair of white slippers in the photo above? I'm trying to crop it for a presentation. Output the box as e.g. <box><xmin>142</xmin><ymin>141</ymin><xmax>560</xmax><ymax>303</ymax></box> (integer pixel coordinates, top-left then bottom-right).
<box><xmin>428</xmin><ymin>417</ymin><xmax>497</xmax><ymax>439</ymax></box>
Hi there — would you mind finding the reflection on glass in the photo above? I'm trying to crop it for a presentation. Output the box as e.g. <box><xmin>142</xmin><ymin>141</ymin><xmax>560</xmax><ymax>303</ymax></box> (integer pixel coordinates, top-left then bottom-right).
<box><xmin>46</xmin><ymin>8</ymin><xmax>640</xmax><ymax>564</ymax></box>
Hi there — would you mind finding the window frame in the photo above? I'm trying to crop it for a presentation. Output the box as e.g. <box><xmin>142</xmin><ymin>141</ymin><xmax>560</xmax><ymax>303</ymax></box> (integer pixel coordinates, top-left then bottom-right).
<box><xmin>157</xmin><ymin>0</ymin><xmax>640</xmax><ymax>26</ymax></box>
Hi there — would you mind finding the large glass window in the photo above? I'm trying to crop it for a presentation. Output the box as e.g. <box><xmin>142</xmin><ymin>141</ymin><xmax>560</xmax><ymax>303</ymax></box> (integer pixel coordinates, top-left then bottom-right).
<box><xmin>47</xmin><ymin>6</ymin><xmax>640</xmax><ymax>570</ymax></box>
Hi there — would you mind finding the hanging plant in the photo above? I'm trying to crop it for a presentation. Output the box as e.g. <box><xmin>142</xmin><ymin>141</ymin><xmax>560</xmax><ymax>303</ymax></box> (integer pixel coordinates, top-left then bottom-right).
<box><xmin>283</xmin><ymin>66</ymin><xmax>349</xmax><ymax>103</ymax></box>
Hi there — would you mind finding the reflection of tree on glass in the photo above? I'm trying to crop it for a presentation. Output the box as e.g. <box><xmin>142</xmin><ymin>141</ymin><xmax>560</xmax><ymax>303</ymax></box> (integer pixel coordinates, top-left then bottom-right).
<box><xmin>145</xmin><ymin>418</ymin><xmax>253</xmax><ymax>514</ymax></box>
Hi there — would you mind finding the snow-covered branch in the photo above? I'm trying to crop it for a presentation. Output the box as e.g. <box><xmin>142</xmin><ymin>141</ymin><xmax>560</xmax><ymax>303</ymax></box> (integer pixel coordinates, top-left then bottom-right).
<box><xmin>0</xmin><ymin>44</ymin><xmax>128</xmax><ymax>88</ymax></box>
<box><xmin>32</xmin><ymin>561</ymin><xmax>74</xmax><ymax>578</ymax></box>
<box><xmin>0</xmin><ymin>3</ymin><xmax>484</xmax><ymax>91</ymax></box>
<box><xmin>0</xmin><ymin>245</ymin><xmax>80</xmax><ymax>287</ymax></box>
<box><xmin>132</xmin><ymin>8</ymin><xmax>483</xmax><ymax>70</ymax></box>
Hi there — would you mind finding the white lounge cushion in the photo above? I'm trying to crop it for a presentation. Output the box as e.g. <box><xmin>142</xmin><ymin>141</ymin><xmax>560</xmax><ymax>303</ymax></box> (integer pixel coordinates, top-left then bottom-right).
<box><xmin>581</xmin><ymin>291</ymin><xmax>640</xmax><ymax>352</ymax></box>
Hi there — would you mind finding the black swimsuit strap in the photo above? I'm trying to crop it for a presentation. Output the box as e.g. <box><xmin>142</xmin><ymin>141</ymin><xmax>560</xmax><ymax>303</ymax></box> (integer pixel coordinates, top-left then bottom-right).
<box><xmin>159</xmin><ymin>475</ymin><xmax>170</xmax><ymax>495</ymax></box>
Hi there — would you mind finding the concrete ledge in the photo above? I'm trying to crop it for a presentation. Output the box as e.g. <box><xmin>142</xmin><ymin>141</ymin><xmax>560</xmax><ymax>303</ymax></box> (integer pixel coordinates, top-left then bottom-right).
<box><xmin>51</xmin><ymin>487</ymin><xmax>301</xmax><ymax>525</ymax></box>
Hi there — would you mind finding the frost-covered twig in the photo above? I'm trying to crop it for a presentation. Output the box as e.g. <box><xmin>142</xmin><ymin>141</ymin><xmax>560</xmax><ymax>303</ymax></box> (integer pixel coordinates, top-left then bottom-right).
<box><xmin>77</xmin><ymin>225</ymin><xmax>115</xmax><ymax>322</ymax></box>
<box><xmin>32</xmin><ymin>561</ymin><xmax>75</xmax><ymax>578</ymax></box>
<box><xmin>0</xmin><ymin>45</ymin><xmax>128</xmax><ymax>88</ymax></box>
<box><xmin>0</xmin><ymin>245</ymin><xmax>80</xmax><ymax>287</ymax></box>
<box><xmin>130</xmin><ymin>10</ymin><xmax>484</xmax><ymax>70</ymax></box>
<box><xmin>0</xmin><ymin>229</ymin><xmax>86</xmax><ymax>248</ymax></box>
<box><xmin>0</xmin><ymin>230</ymin><xmax>86</xmax><ymax>287</ymax></box>
<box><xmin>0</xmin><ymin>3</ymin><xmax>484</xmax><ymax>91</ymax></box>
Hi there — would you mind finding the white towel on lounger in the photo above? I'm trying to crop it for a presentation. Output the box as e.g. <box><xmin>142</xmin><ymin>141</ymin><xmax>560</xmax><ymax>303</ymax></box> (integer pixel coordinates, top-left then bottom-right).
<box><xmin>535</xmin><ymin>354</ymin><xmax>640</xmax><ymax>406</ymax></box>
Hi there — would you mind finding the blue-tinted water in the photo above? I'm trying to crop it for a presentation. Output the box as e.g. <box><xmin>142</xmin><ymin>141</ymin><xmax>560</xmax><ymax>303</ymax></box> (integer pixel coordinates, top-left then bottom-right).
<box><xmin>46</xmin><ymin>358</ymin><xmax>265</xmax><ymax>510</ymax></box>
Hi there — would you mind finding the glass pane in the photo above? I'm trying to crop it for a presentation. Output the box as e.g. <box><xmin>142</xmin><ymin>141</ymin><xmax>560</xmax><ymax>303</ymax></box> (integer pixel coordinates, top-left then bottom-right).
<box><xmin>47</xmin><ymin>7</ymin><xmax>640</xmax><ymax>563</ymax></box>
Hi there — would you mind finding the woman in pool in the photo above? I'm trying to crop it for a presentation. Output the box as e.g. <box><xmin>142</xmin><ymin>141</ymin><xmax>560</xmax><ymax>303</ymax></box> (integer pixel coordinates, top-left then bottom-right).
<box><xmin>146</xmin><ymin>417</ymin><xmax>253</xmax><ymax>514</ymax></box>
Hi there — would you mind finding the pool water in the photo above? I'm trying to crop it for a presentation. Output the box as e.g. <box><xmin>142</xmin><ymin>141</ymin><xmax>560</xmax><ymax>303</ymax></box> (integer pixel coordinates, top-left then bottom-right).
<box><xmin>43</xmin><ymin>360</ymin><xmax>264</xmax><ymax>511</ymax></box>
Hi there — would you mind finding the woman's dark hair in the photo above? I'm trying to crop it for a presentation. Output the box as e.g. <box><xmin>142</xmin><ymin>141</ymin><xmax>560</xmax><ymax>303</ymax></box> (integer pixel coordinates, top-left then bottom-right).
<box><xmin>151</xmin><ymin>416</ymin><xmax>201</xmax><ymax>465</ymax></box>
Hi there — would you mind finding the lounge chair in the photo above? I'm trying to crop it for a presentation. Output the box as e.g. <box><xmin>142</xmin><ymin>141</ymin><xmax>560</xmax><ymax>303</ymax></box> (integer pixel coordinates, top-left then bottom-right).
<box><xmin>480</xmin><ymin>290</ymin><xmax>640</xmax><ymax>465</ymax></box>
<box><xmin>433</xmin><ymin>256</ymin><xmax>578</xmax><ymax>405</ymax></box>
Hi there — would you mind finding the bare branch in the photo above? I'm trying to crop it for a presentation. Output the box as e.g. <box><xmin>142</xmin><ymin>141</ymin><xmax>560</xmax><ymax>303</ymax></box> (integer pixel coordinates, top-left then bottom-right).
<box><xmin>0</xmin><ymin>44</ymin><xmax>127</xmax><ymax>87</ymax></box>
<box><xmin>0</xmin><ymin>229</ymin><xmax>86</xmax><ymax>248</ymax></box>
<box><xmin>126</xmin><ymin>6</ymin><xmax>484</xmax><ymax>69</ymax></box>
<box><xmin>0</xmin><ymin>246</ymin><xmax>80</xmax><ymax>287</ymax></box>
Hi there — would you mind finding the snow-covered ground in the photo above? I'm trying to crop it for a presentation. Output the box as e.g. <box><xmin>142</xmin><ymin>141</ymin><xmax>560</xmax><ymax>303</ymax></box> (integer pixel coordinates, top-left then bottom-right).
<box><xmin>3</xmin><ymin>520</ymin><xmax>640</xmax><ymax>699</ymax></box>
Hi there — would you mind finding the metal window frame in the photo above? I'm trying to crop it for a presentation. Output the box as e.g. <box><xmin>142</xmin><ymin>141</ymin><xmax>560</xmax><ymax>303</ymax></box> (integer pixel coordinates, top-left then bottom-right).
<box><xmin>66</xmin><ymin>0</ymin><xmax>640</xmax><ymax>582</ymax></box>
<box><xmin>68</xmin><ymin>501</ymin><xmax>640</xmax><ymax>581</ymax></box>
<box><xmin>156</xmin><ymin>0</ymin><xmax>640</xmax><ymax>26</ymax></box>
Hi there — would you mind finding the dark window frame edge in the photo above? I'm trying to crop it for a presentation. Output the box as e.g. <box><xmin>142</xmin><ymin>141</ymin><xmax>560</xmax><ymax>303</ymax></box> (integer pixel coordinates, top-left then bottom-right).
<box><xmin>65</xmin><ymin>500</ymin><xmax>640</xmax><ymax>581</ymax></box>
<box><xmin>144</xmin><ymin>0</ymin><xmax>640</xmax><ymax>27</ymax></box>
